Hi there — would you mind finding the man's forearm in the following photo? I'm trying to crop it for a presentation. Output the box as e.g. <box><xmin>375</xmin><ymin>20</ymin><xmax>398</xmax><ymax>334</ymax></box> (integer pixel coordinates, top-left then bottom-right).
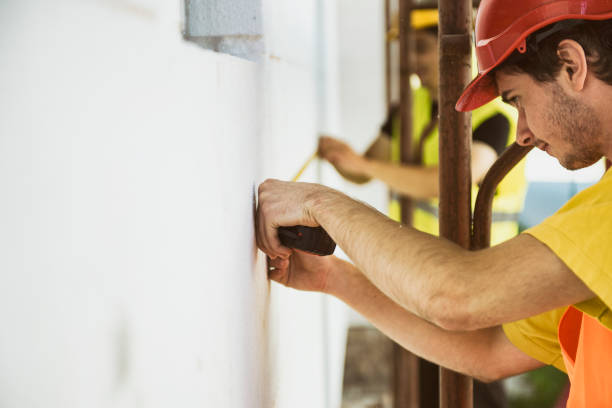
<box><xmin>325</xmin><ymin>256</ymin><xmax>539</xmax><ymax>382</ymax></box>
<box><xmin>363</xmin><ymin>160</ymin><xmax>440</xmax><ymax>199</ymax></box>
<box><xmin>307</xmin><ymin>188</ymin><xmax>467</xmax><ymax>327</ymax></box>
<box><xmin>258</xmin><ymin>178</ymin><xmax>593</xmax><ymax>330</ymax></box>
<box><xmin>303</xmin><ymin>185</ymin><xmax>594</xmax><ymax>331</ymax></box>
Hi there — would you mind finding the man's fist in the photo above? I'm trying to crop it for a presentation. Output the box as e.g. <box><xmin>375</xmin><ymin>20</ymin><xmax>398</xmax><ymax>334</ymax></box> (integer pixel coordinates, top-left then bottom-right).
<box><xmin>256</xmin><ymin>179</ymin><xmax>330</xmax><ymax>259</ymax></box>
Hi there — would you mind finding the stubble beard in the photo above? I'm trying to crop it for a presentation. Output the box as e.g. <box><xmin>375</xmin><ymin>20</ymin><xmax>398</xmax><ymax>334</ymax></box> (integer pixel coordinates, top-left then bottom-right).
<box><xmin>547</xmin><ymin>83</ymin><xmax>604</xmax><ymax>170</ymax></box>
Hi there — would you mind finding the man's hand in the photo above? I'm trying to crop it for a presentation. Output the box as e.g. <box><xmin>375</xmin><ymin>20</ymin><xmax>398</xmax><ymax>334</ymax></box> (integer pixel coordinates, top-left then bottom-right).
<box><xmin>267</xmin><ymin>251</ymin><xmax>335</xmax><ymax>293</ymax></box>
<box><xmin>318</xmin><ymin>135</ymin><xmax>371</xmax><ymax>181</ymax></box>
<box><xmin>256</xmin><ymin>179</ymin><xmax>334</xmax><ymax>259</ymax></box>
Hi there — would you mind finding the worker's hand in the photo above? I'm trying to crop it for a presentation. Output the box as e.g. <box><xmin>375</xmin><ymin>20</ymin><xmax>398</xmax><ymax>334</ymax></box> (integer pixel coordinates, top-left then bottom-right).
<box><xmin>256</xmin><ymin>179</ymin><xmax>332</xmax><ymax>259</ymax></box>
<box><xmin>267</xmin><ymin>251</ymin><xmax>334</xmax><ymax>293</ymax></box>
<box><xmin>318</xmin><ymin>136</ymin><xmax>370</xmax><ymax>179</ymax></box>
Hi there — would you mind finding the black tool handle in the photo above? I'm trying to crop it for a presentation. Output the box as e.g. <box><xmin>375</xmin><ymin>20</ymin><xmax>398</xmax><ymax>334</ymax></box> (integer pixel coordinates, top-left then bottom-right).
<box><xmin>277</xmin><ymin>226</ymin><xmax>336</xmax><ymax>256</ymax></box>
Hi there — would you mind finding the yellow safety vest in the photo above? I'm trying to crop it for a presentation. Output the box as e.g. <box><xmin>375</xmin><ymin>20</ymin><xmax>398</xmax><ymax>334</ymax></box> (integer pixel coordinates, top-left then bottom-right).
<box><xmin>389</xmin><ymin>86</ymin><xmax>527</xmax><ymax>245</ymax></box>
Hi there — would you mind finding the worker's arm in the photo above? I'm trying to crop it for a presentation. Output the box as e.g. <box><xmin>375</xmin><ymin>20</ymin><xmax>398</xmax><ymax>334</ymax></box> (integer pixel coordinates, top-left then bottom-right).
<box><xmin>363</xmin><ymin>134</ymin><xmax>391</xmax><ymax>161</ymax></box>
<box><xmin>319</xmin><ymin>135</ymin><xmax>497</xmax><ymax>199</ymax></box>
<box><xmin>256</xmin><ymin>180</ymin><xmax>595</xmax><ymax>331</ymax></box>
<box><xmin>361</xmin><ymin>141</ymin><xmax>497</xmax><ymax>198</ymax></box>
<box><xmin>317</xmin><ymin>134</ymin><xmax>388</xmax><ymax>184</ymax></box>
<box><xmin>268</xmin><ymin>252</ymin><xmax>544</xmax><ymax>382</ymax></box>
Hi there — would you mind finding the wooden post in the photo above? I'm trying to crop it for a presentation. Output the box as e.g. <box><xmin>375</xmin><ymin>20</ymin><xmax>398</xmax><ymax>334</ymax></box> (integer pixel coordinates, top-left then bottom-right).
<box><xmin>437</xmin><ymin>0</ymin><xmax>473</xmax><ymax>407</ymax></box>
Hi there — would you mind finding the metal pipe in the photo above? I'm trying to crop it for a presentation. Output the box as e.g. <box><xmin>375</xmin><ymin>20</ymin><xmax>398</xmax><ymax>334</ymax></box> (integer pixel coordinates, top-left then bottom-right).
<box><xmin>470</xmin><ymin>145</ymin><xmax>532</xmax><ymax>408</ymax></box>
<box><xmin>385</xmin><ymin>0</ymin><xmax>392</xmax><ymax>107</ymax></box>
<box><xmin>437</xmin><ymin>0</ymin><xmax>473</xmax><ymax>407</ymax></box>
<box><xmin>393</xmin><ymin>347</ymin><xmax>420</xmax><ymax>408</ymax></box>
<box><xmin>393</xmin><ymin>1</ymin><xmax>421</xmax><ymax>406</ymax></box>
<box><xmin>399</xmin><ymin>0</ymin><xmax>414</xmax><ymax>209</ymax></box>
<box><xmin>472</xmin><ymin>144</ymin><xmax>533</xmax><ymax>250</ymax></box>
<box><xmin>394</xmin><ymin>2</ymin><xmax>440</xmax><ymax>407</ymax></box>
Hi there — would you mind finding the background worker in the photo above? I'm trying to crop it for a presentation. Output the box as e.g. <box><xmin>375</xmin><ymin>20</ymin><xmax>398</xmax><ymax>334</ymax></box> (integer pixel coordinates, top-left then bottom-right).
<box><xmin>319</xmin><ymin>10</ymin><xmax>526</xmax><ymax>246</ymax></box>
<box><xmin>257</xmin><ymin>0</ymin><xmax>612</xmax><ymax>405</ymax></box>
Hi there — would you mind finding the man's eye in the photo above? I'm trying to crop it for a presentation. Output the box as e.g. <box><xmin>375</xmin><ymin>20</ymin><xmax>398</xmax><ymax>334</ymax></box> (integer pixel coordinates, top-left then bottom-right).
<box><xmin>508</xmin><ymin>96</ymin><xmax>519</xmax><ymax>107</ymax></box>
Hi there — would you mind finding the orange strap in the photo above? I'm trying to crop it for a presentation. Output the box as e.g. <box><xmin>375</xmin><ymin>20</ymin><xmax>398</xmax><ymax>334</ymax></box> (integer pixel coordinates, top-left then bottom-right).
<box><xmin>559</xmin><ymin>306</ymin><xmax>612</xmax><ymax>407</ymax></box>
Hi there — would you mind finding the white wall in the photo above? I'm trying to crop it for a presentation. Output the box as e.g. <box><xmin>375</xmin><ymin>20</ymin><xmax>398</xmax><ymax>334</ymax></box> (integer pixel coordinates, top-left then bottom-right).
<box><xmin>332</xmin><ymin>0</ymin><xmax>389</xmax><ymax>216</ymax></box>
<box><xmin>331</xmin><ymin>0</ymin><xmax>391</xmax><ymax>328</ymax></box>
<box><xmin>0</xmin><ymin>1</ymin><xmax>349</xmax><ymax>407</ymax></box>
<box><xmin>7</xmin><ymin>2</ymin><xmax>602</xmax><ymax>407</ymax></box>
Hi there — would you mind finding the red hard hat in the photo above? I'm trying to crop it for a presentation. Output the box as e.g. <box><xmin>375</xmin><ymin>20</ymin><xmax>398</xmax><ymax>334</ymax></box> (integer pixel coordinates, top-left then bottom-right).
<box><xmin>456</xmin><ymin>0</ymin><xmax>612</xmax><ymax>112</ymax></box>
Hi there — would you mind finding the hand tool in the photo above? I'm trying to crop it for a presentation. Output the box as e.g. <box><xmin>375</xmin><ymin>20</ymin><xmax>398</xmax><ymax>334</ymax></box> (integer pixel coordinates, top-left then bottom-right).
<box><xmin>277</xmin><ymin>151</ymin><xmax>336</xmax><ymax>256</ymax></box>
<box><xmin>278</xmin><ymin>225</ymin><xmax>336</xmax><ymax>256</ymax></box>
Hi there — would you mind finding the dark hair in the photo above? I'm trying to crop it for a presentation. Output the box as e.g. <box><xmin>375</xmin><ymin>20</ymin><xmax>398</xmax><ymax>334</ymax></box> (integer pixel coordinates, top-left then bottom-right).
<box><xmin>495</xmin><ymin>19</ymin><xmax>612</xmax><ymax>85</ymax></box>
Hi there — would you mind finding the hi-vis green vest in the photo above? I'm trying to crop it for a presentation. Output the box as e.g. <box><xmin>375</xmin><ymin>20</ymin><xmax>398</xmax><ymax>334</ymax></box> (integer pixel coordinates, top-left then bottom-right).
<box><xmin>389</xmin><ymin>86</ymin><xmax>527</xmax><ymax>246</ymax></box>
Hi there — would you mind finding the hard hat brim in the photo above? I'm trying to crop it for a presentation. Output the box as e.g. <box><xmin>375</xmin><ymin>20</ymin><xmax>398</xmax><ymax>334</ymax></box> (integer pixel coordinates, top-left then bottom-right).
<box><xmin>455</xmin><ymin>70</ymin><xmax>498</xmax><ymax>112</ymax></box>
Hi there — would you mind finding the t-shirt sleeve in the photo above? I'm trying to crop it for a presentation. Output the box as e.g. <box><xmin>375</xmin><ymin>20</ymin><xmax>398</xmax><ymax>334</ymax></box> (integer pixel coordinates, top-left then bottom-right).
<box><xmin>502</xmin><ymin>307</ymin><xmax>568</xmax><ymax>372</ymax></box>
<box><xmin>524</xmin><ymin>196</ymin><xmax>612</xmax><ymax>313</ymax></box>
<box><xmin>473</xmin><ymin>113</ymin><xmax>510</xmax><ymax>156</ymax></box>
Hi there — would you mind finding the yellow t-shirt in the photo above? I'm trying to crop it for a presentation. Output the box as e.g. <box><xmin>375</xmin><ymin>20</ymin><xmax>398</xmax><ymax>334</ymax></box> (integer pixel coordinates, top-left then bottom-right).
<box><xmin>503</xmin><ymin>167</ymin><xmax>612</xmax><ymax>373</ymax></box>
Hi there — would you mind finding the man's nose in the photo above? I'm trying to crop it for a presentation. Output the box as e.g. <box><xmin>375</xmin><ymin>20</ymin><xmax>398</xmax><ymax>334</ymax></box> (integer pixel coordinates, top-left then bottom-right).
<box><xmin>515</xmin><ymin>109</ymin><xmax>535</xmax><ymax>146</ymax></box>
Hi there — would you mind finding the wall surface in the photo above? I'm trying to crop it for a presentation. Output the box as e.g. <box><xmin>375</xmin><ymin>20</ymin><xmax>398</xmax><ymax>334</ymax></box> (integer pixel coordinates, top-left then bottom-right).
<box><xmin>334</xmin><ymin>0</ymin><xmax>388</xmax><ymax>210</ymax></box>
<box><xmin>0</xmin><ymin>0</ymin><xmax>350</xmax><ymax>407</ymax></box>
<box><xmin>332</xmin><ymin>0</ymin><xmax>391</xmax><ymax>328</ymax></box>
<box><xmin>5</xmin><ymin>2</ymin><xmax>603</xmax><ymax>407</ymax></box>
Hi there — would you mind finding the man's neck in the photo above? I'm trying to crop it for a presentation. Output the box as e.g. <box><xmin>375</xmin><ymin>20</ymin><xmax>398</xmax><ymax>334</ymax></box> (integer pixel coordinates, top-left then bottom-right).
<box><xmin>592</xmin><ymin>84</ymin><xmax>612</xmax><ymax>159</ymax></box>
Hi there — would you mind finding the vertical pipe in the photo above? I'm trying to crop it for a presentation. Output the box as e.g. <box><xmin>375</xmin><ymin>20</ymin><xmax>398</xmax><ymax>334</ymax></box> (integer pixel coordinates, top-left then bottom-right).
<box><xmin>393</xmin><ymin>1</ymin><xmax>420</xmax><ymax>408</ymax></box>
<box><xmin>393</xmin><ymin>346</ymin><xmax>419</xmax><ymax>408</ymax></box>
<box><xmin>385</xmin><ymin>0</ymin><xmax>392</xmax><ymax>107</ymax></box>
<box><xmin>437</xmin><ymin>0</ymin><xmax>473</xmax><ymax>407</ymax></box>
<box><xmin>398</xmin><ymin>0</ymin><xmax>413</xmax><ymax>226</ymax></box>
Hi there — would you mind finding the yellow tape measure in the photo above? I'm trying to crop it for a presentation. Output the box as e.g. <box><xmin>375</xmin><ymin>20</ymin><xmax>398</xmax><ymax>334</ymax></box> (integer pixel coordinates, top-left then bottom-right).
<box><xmin>291</xmin><ymin>151</ymin><xmax>318</xmax><ymax>182</ymax></box>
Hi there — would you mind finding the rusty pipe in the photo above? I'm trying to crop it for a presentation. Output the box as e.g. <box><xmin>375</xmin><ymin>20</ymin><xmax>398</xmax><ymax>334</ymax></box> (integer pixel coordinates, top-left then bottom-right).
<box><xmin>385</xmin><ymin>0</ymin><xmax>392</xmax><ymax>107</ymax></box>
<box><xmin>394</xmin><ymin>2</ymin><xmax>421</xmax><ymax>407</ymax></box>
<box><xmin>472</xmin><ymin>144</ymin><xmax>533</xmax><ymax>250</ymax></box>
<box><xmin>399</xmin><ymin>0</ymin><xmax>415</xmax><ymax>224</ymax></box>
<box><xmin>438</xmin><ymin>0</ymin><xmax>473</xmax><ymax>407</ymax></box>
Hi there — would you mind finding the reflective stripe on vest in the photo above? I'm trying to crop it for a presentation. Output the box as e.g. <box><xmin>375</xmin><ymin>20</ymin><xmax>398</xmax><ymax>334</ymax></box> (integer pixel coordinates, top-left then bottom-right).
<box><xmin>414</xmin><ymin>200</ymin><xmax>520</xmax><ymax>223</ymax></box>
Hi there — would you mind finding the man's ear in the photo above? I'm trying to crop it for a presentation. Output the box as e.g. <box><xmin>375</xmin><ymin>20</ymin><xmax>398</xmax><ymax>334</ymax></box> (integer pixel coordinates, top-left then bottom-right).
<box><xmin>557</xmin><ymin>39</ymin><xmax>588</xmax><ymax>91</ymax></box>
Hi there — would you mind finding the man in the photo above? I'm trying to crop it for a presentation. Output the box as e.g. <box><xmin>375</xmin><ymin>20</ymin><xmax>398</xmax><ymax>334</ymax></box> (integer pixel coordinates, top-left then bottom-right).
<box><xmin>257</xmin><ymin>1</ymin><xmax>612</xmax><ymax>405</ymax></box>
<box><xmin>318</xmin><ymin>9</ymin><xmax>525</xmax><ymax>246</ymax></box>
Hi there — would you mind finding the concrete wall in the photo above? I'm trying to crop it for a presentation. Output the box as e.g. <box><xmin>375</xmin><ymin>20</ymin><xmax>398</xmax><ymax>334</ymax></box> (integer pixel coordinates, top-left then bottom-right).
<box><xmin>0</xmin><ymin>0</ymin><xmax>351</xmax><ymax>407</ymax></box>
